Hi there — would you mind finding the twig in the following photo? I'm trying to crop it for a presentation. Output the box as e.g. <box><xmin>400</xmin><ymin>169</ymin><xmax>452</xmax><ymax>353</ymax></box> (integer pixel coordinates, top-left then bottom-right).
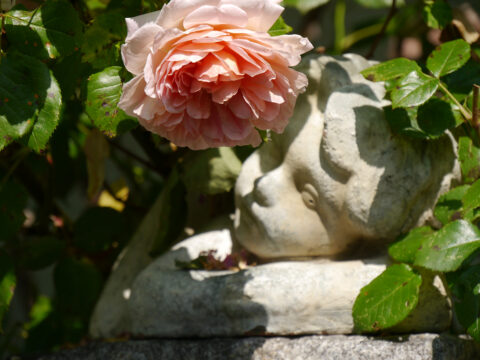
<box><xmin>366</xmin><ymin>0</ymin><xmax>397</xmax><ymax>59</ymax></box>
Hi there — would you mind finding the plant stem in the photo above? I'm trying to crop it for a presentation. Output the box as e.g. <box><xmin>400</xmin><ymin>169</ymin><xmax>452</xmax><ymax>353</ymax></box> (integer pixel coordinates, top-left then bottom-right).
<box><xmin>334</xmin><ymin>0</ymin><xmax>346</xmax><ymax>54</ymax></box>
<box><xmin>473</xmin><ymin>84</ymin><xmax>480</xmax><ymax>139</ymax></box>
<box><xmin>341</xmin><ymin>23</ymin><xmax>383</xmax><ymax>52</ymax></box>
<box><xmin>438</xmin><ymin>81</ymin><xmax>472</xmax><ymax>121</ymax></box>
<box><xmin>366</xmin><ymin>0</ymin><xmax>397</xmax><ymax>59</ymax></box>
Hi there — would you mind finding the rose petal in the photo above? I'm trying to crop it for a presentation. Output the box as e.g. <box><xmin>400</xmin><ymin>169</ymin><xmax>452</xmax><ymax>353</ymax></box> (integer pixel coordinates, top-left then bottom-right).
<box><xmin>122</xmin><ymin>23</ymin><xmax>163</xmax><ymax>75</ymax></box>
<box><xmin>183</xmin><ymin>4</ymin><xmax>248</xmax><ymax>29</ymax></box>
<box><xmin>157</xmin><ymin>0</ymin><xmax>220</xmax><ymax>29</ymax></box>
<box><xmin>221</xmin><ymin>0</ymin><xmax>283</xmax><ymax>32</ymax></box>
<box><xmin>126</xmin><ymin>11</ymin><xmax>162</xmax><ymax>39</ymax></box>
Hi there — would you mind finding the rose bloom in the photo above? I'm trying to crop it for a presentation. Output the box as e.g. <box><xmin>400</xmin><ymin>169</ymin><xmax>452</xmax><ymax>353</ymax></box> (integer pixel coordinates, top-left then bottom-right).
<box><xmin>118</xmin><ymin>0</ymin><xmax>313</xmax><ymax>150</ymax></box>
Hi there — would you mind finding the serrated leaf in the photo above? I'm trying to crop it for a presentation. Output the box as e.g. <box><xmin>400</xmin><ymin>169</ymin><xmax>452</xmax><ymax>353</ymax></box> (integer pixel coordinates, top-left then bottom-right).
<box><xmin>5</xmin><ymin>0</ymin><xmax>83</xmax><ymax>60</ymax></box>
<box><xmin>84</xmin><ymin>129</ymin><xmax>109</xmax><ymax>200</ymax></box>
<box><xmin>0</xmin><ymin>251</ymin><xmax>16</xmax><ymax>331</ymax></box>
<box><xmin>423</xmin><ymin>0</ymin><xmax>452</xmax><ymax>29</ymax></box>
<box><xmin>86</xmin><ymin>66</ymin><xmax>138</xmax><ymax>137</ymax></box>
<box><xmin>268</xmin><ymin>16</ymin><xmax>292</xmax><ymax>36</ymax></box>
<box><xmin>434</xmin><ymin>185</ymin><xmax>470</xmax><ymax>225</ymax></box>
<box><xmin>414</xmin><ymin>220</ymin><xmax>480</xmax><ymax>272</ymax></box>
<box><xmin>283</xmin><ymin>0</ymin><xmax>330</xmax><ymax>13</ymax></box>
<box><xmin>24</xmin><ymin>70</ymin><xmax>62</xmax><ymax>152</ymax></box>
<box><xmin>353</xmin><ymin>264</ymin><xmax>421</xmax><ymax>332</ymax></box>
<box><xmin>361</xmin><ymin>58</ymin><xmax>421</xmax><ymax>82</ymax></box>
<box><xmin>389</xmin><ymin>227</ymin><xmax>434</xmax><ymax>264</ymax></box>
<box><xmin>427</xmin><ymin>39</ymin><xmax>471</xmax><ymax>78</ymax></box>
<box><xmin>391</xmin><ymin>71</ymin><xmax>439</xmax><ymax>108</ymax></box>
<box><xmin>0</xmin><ymin>180</ymin><xmax>28</xmax><ymax>242</ymax></box>
<box><xmin>416</xmin><ymin>98</ymin><xmax>458</xmax><ymax>137</ymax></box>
<box><xmin>458</xmin><ymin>136</ymin><xmax>480</xmax><ymax>184</ymax></box>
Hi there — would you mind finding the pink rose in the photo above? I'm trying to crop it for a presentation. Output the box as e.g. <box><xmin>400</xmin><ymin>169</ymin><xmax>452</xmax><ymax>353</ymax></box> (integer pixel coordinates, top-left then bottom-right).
<box><xmin>118</xmin><ymin>0</ymin><xmax>313</xmax><ymax>150</ymax></box>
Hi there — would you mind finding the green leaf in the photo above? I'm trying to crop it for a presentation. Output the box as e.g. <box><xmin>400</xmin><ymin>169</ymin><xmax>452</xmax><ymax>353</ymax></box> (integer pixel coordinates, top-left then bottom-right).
<box><xmin>414</xmin><ymin>220</ymin><xmax>480</xmax><ymax>272</ymax></box>
<box><xmin>181</xmin><ymin>147</ymin><xmax>242</xmax><ymax>195</ymax></box>
<box><xmin>283</xmin><ymin>0</ymin><xmax>330</xmax><ymax>13</ymax></box>
<box><xmin>361</xmin><ymin>58</ymin><xmax>421</xmax><ymax>82</ymax></box>
<box><xmin>0</xmin><ymin>251</ymin><xmax>16</xmax><ymax>331</ymax></box>
<box><xmin>434</xmin><ymin>185</ymin><xmax>470</xmax><ymax>225</ymax></box>
<box><xmin>19</xmin><ymin>236</ymin><xmax>65</xmax><ymax>270</ymax></box>
<box><xmin>268</xmin><ymin>16</ymin><xmax>292</xmax><ymax>36</ymax></box>
<box><xmin>443</xmin><ymin>60</ymin><xmax>480</xmax><ymax>99</ymax></box>
<box><xmin>24</xmin><ymin>69</ymin><xmax>63</xmax><ymax>152</ymax></box>
<box><xmin>388</xmin><ymin>227</ymin><xmax>434</xmax><ymax>264</ymax></box>
<box><xmin>463</xmin><ymin>179</ymin><xmax>480</xmax><ymax>222</ymax></box>
<box><xmin>0</xmin><ymin>53</ymin><xmax>62</xmax><ymax>152</ymax></box>
<box><xmin>354</xmin><ymin>0</ymin><xmax>403</xmax><ymax>8</ymax></box>
<box><xmin>353</xmin><ymin>264</ymin><xmax>421</xmax><ymax>332</ymax></box>
<box><xmin>0</xmin><ymin>180</ymin><xmax>28</xmax><ymax>242</ymax></box>
<box><xmin>391</xmin><ymin>71</ymin><xmax>439</xmax><ymax>108</ymax></box>
<box><xmin>5</xmin><ymin>0</ymin><xmax>83</xmax><ymax>60</ymax></box>
<box><xmin>54</xmin><ymin>257</ymin><xmax>103</xmax><ymax>317</ymax></box>
<box><xmin>73</xmin><ymin>207</ymin><xmax>127</xmax><ymax>253</ymax></box>
<box><xmin>426</xmin><ymin>39</ymin><xmax>471</xmax><ymax>78</ymax></box>
<box><xmin>416</xmin><ymin>98</ymin><xmax>458</xmax><ymax>137</ymax></box>
<box><xmin>458</xmin><ymin>136</ymin><xmax>480</xmax><ymax>184</ymax></box>
<box><xmin>384</xmin><ymin>106</ymin><xmax>428</xmax><ymax>138</ymax></box>
<box><xmin>423</xmin><ymin>0</ymin><xmax>452</xmax><ymax>29</ymax></box>
<box><xmin>86</xmin><ymin>66</ymin><xmax>138</xmax><ymax>137</ymax></box>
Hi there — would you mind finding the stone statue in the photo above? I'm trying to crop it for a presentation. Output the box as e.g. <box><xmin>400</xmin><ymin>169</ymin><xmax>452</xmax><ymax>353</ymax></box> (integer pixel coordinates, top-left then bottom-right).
<box><xmin>90</xmin><ymin>54</ymin><xmax>458</xmax><ymax>338</ymax></box>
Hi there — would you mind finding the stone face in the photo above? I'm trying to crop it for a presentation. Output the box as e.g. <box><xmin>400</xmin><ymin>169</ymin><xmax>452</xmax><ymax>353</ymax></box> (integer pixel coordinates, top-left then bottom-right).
<box><xmin>234</xmin><ymin>54</ymin><xmax>459</xmax><ymax>259</ymax></box>
<box><xmin>127</xmin><ymin>233</ymin><xmax>450</xmax><ymax>338</ymax></box>
<box><xmin>37</xmin><ymin>334</ymin><xmax>480</xmax><ymax>360</ymax></box>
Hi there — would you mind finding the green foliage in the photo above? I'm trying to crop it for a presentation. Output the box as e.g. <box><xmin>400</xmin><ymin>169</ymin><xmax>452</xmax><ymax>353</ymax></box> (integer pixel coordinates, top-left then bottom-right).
<box><xmin>426</xmin><ymin>39</ymin><xmax>470</xmax><ymax>78</ymax></box>
<box><xmin>388</xmin><ymin>226</ymin><xmax>434</xmax><ymax>264</ymax></box>
<box><xmin>0</xmin><ymin>180</ymin><xmax>27</xmax><ymax>242</ymax></box>
<box><xmin>268</xmin><ymin>16</ymin><xmax>293</xmax><ymax>36</ymax></box>
<box><xmin>423</xmin><ymin>0</ymin><xmax>452</xmax><ymax>29</ymax></box>
<box><xmin>434</xmin><ymin>185</ymin><xmax>470</xmax><ymax>225</ymax></box>
<box><xmin>86</xmin><ymin>67</ymin><xmax>137</xmax><ymax>137</ymax></box>
<box><xmin>0</xmin><ymin>251</ymin><xmax>16</xmax><ymax>331</ymax></box>
<box><xmin>459</xmin><ymin>137</ymin><xmax>480</xmax><ymax>184</ymax></box>
<box><xmin>353</xmin><ymin>264</ymin><xmax>421</xmax><ymax>332</ymax></box>
<box><xmin>391</xmin><ymin>71</ymin><xmax>439</xmax><ymax>108</ymax></box>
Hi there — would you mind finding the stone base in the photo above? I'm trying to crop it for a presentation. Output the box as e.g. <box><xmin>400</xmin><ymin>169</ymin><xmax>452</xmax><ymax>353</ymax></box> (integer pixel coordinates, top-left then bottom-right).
<box><xmin>36</xmin><ymin>334</ymin><xmax>480</xmax><ymax>360</ymax></box>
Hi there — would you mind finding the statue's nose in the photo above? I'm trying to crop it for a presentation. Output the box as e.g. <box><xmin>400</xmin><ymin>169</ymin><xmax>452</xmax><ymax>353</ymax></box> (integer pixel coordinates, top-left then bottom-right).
<box><xmin>252</xmin><ymin>167</ymin><xmax>288</xmax><ymax>207</ymax></box>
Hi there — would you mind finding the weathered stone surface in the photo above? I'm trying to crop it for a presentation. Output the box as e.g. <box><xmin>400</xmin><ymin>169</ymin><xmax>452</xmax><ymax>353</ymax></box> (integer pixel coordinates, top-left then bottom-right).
<box><xmin>234</xmin><ymin>53</ymin><xmax>459</xmax><ymax>259</ymax></box>
<box><xmin>128</xmin><ymin>233</ymin><xmax>450</xmax><ymax>338</ymax></box>
<box><xmin>37</xmin><ymin>334</ymin><xmax>480</xmax><ymax>360</ymax></box>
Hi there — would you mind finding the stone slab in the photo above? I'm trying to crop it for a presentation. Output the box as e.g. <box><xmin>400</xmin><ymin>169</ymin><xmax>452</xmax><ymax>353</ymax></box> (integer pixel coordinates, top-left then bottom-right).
<box><xmin>35</xmin><ymin>334</ymin><xmax>480</xmax><ymax>360</ymax></box>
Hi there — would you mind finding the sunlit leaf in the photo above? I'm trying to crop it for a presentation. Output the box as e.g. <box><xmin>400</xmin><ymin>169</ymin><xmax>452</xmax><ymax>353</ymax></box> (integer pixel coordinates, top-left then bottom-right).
<box><xmin>0</xmin><ymin>251</ymin><xmax>16</xmax><ymax>331</ymax></box>
<box><xmin>86</xmin><ymin>66</ymin><xmax>137</xmax><ymax>137</ymax></box>
<box><xmin>361</xmin><ymin>58</ymin><xmax>421</xmax><ymax>82</ymax></box>
<box><xmin>391</xmin><ymin>71</ymin><xmax>438</xmax><ymax>108</ymax></box>
<box><xmin>353</xmin><ymin>264</ymin><xmax>421</xmax><ymax>332</ymax></box>
<box><xmin>427</xmin><ymin>39</ymin><xmax>470</xmax><ymax>78</ymax></box>
<box><xmin>414</xmin><ymin>220</ymin><xmax>480</xmax><ymax>272</ymax></box>
<box><xmin>268</xmin><ymin>16</ymin><xmax>292</xmax><ymax>36</ymax></box>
